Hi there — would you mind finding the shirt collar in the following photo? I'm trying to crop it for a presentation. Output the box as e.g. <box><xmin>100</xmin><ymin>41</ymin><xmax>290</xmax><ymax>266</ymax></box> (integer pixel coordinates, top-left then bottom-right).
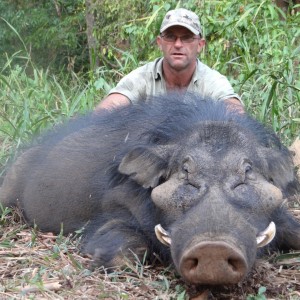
<box><xmin>191</xmin><ymin>59</ymin><xmax>201</xmax><ymax>83</ymax></box>
<box><xmin>155</xmin><ymin>57</ymin><xmax>164</xmax><ymax>80</ymax></box>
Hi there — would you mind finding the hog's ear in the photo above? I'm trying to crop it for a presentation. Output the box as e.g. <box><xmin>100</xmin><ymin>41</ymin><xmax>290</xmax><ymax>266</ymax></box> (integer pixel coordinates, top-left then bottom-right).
<box><xmin>119</xmin><ymin>147</ymin><xmax>168</xmax><ymax>189</ymax></box>
<box><xmin>262</xmin><ymin>147</ymin><xmax>299</xmax><ymax>194</ymax></box>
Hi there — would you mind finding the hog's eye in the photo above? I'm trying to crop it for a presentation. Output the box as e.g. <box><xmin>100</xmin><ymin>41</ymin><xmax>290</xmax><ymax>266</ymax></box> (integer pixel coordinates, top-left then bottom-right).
<box><xmin>245</xmin><ymin>165</ymin><xmax>251</xmax><ymax>173</ymax></box>
<box><xmin>181</xmin><ymin>164</ymin><xmax>189</xmax><ymax>179</ymax></box>
<box><xmin>183</xmin><ymin>164</ymin><xmax>189</xmax><ymax>173</ymax></box>
<box><xmin>179</xmin><ymin>156</ymin><xmax>196</xmax><ymax>181</ymax></box>
<box><xmin>245</xmin><ymin>164</ymin><xmax>255</xmax><ymax>180</ymax></box>
<box><xmin>178</xmin><ymin>163</ymin><xmax>191</xmax><ymax>181</ymax></box>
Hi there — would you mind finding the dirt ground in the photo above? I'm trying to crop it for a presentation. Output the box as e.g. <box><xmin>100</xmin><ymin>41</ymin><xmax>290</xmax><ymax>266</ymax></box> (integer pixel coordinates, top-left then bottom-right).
<box><xmin>0</xmin><ymin>196</ymin><xmax>300</xmax><ymax>299</ymax></box>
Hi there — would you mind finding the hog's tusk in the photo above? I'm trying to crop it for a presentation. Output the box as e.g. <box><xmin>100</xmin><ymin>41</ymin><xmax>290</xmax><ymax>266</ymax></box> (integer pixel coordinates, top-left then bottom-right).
<box><xmin>256</xmin><ymin>221</ymin><xmax>276</xmax><ymax>248</ymax></box>
<box><xmin>155</xmin><ymin>224</ymin><xmax>172</xmax><ymax>246</ymax></box>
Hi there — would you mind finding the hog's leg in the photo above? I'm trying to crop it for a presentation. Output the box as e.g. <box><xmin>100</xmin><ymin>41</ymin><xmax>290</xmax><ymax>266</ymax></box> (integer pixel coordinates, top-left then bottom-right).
<box><xmin>82</xmin><ymin>218</ymin><xmax>150</xmax><ymax>268</ymax></box>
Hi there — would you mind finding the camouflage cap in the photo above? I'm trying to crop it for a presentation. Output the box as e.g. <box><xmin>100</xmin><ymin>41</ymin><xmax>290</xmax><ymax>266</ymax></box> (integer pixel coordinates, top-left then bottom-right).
<box><xmin>160</xmin><ymin>8</ymin><xmax>202</xmax><ymax>36</ymax></box>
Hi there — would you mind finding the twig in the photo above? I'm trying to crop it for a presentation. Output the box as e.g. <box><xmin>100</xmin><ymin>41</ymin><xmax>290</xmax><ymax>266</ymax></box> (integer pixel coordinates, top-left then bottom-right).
<box><xmin>15</xmin><ymin>282</ymin><xmax>62</xmax><ymax>294</ymax></box>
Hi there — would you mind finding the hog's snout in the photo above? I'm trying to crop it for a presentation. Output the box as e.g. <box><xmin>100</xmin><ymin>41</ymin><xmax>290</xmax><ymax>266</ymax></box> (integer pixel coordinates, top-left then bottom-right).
<box><xmin>179</xmin><ymin>241</ymin><xmax>248</xmax><ymax>285</ymax></box>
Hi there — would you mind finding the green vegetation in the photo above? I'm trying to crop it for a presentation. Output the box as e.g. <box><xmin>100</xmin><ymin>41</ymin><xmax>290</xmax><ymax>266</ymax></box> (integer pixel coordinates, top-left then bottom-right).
<box><xmin>0</xmin><ymin>0</ymin><xmax>299</xmax><ymax>298</ymax></box>
<box><xmin>0</xmin><ymin>1</ymin><xmax>298</xmax><ymax>151</ymax></box>
<box><xmin>0</xmin><ymin>1</ymin><xmax>87</xmax><ymax>73</ymax></box>
<box><xmin>0</xmin><ymin>57</ymin><xmax>101</xmax><ymax>171</ymax></box>
<box><xmin>247</xmin><ymin>286</ymin><xmax>267</xmax><ymax>300</ymax></box>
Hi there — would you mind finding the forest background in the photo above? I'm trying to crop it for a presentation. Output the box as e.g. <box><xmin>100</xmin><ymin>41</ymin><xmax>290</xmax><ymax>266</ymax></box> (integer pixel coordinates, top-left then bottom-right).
<box><xmin>0</xmin><ymin>1</ymin><xmax>300</xmax><ymax>299</ymax></box>
<box><xmin>0</xmin><ymin>0</ymin><xmax>299</xmax><ymax>168</ymax></box>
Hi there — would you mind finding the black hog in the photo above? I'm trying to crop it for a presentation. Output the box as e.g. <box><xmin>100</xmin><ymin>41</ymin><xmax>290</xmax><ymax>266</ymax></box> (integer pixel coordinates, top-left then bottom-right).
<box><xmin>1</xmin><ymin>93</ymin><xmax>300</xmax><ymax>286</ymax></box>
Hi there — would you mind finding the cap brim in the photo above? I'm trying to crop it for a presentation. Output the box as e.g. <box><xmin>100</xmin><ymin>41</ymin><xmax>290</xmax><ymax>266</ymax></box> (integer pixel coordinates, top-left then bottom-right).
<box><xmin>160</xmin><ymin>22</ymin><xmax>200</xmax><ymax>35</ymax></box>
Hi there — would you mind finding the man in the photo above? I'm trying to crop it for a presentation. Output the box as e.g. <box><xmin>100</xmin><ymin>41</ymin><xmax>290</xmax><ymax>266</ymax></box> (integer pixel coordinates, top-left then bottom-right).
<box><xmin>96</xmin><ymin>8</ymin><xmax>243</xmax><ymax>111</ymax></box>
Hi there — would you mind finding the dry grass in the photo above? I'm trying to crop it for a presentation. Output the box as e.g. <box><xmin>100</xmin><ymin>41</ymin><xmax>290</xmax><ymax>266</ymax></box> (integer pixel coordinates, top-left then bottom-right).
<box><xmin>1</xmin><ymin>200</ymin><xmax>300</xmax><ymax>300</ymax></box>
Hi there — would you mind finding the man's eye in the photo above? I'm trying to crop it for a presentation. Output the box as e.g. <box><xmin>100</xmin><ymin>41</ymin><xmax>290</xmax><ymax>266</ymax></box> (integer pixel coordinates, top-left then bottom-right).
<box><xmin>165</xmin><ymin>34</ymin><xmax>175</xmax><ymax>41</ymax></box>
<box><xmin>181</xmin><ymin>35</ymin><xmax>194</xmax><ymax>42</ymax></box>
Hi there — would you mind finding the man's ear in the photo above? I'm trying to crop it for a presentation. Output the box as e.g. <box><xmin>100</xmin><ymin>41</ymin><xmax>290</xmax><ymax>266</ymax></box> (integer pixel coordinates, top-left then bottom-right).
<box><xmin>197</xmin><ymin>38</ymin><xmax>206</xmax><ymax>54</ymax></box>
<box><xmin>118</xmin><ymin>146</ymin><xmax>167</xmax><ymax>189</ymax></box>
<box><xmin>156</xmin><ymin>35</ymin><xmax>163</xmax><ymax>51</ymax></box>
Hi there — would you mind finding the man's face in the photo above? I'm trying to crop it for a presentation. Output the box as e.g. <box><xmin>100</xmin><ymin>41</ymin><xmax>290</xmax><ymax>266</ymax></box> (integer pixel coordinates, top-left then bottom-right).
<box><xmin>157</xmin><ymin>26</ymin><xmax>205</xmax><ymax>72</ymax></box>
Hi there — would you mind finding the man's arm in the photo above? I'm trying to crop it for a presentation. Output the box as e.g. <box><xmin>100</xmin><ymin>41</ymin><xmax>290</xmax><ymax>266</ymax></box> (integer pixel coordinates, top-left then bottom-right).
<box><xmin>95</xmin><ymin>93</ymin><xmax>131</xmax><ymax>111</ymax></box>
<box><xmin>224</xmin><ymin>97</ymin><xmax>245</xmax><ymax>113</ymax></box>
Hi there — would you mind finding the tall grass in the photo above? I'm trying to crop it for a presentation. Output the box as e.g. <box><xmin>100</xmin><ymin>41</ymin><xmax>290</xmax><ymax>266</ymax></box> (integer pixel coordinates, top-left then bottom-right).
<box><xmin>0</xmin><ymin>0</ymin><xmax>299</xmax><ymax>168</ymax></box>
<box><xmin>194</xmin><ymin>0</ymin><xmax>299</xmax><ymax>142</ymax></box>
<box><xmin>0</xmin><ymin>59</ymin><xmax>102</xmax><ymax>171</ymax></box>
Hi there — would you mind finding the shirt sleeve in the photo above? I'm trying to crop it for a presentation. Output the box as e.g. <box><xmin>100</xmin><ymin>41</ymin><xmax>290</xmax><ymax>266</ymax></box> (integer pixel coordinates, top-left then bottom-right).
<box><xmin>108</xmin><ymin>68</ymin><xmax>148</xmax><ymax>104</ymax></box>
<box><xmin>210</xmin><ymin>72</ymin><xmax>242</xmax><ymax>103</ymax></box>
<box><xmin>195</xmin><ymin>62</ymin><xmax>243</xmax><ymax>104</ymax></box>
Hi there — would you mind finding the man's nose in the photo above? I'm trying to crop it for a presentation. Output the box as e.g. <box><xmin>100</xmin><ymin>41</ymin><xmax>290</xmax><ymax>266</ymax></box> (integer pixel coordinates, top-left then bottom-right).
<box><xmin>174</xmin><ymin>37</ymin><xmax>184</xmax><ymax>47</ymax></box>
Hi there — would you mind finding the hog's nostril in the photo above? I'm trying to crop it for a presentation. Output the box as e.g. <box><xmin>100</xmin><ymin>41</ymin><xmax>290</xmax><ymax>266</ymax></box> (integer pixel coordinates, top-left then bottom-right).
<box><xmin>189</xmin><ymin>258</ymin><xmax>198</xmax><ymax>270</ymax></box>
<box><xmin>227</xmin><ymin>258</ymin><xmax>238</xmax><ymax>271</ymax></box>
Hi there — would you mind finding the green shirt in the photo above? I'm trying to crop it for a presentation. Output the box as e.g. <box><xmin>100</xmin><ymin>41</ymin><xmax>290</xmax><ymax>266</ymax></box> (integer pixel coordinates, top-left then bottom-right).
<box><xmin>108</xmin><ymin>57</ymin><xmax>241</xmax><ymax>103</ymax></box>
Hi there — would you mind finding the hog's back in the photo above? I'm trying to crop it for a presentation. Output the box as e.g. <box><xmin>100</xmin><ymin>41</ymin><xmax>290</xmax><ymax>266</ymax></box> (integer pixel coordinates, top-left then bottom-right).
<box><xmin>0</xmin><ymin>122</ymin><xmax>126</xmax><ymax>233</ymax></box>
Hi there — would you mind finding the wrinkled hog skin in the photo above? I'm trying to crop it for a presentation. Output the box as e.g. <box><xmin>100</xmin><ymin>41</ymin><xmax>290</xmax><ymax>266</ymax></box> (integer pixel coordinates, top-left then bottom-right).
<box><xmin>1</xmin><ymin>93</ymin><xmax>300</xmax><ymax>286</ymax></box>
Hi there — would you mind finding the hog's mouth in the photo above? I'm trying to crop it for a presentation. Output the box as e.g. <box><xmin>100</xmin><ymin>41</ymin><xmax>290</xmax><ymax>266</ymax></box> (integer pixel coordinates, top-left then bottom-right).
<box><xmin>155</xmin><ymin>222</ymin><xmax>276</xmax><ymax>285</ymax></box>
<box><xmin>154</xmin><ymin>221</ymin><xmax>276</xmax><ymax>248</ymax></box>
